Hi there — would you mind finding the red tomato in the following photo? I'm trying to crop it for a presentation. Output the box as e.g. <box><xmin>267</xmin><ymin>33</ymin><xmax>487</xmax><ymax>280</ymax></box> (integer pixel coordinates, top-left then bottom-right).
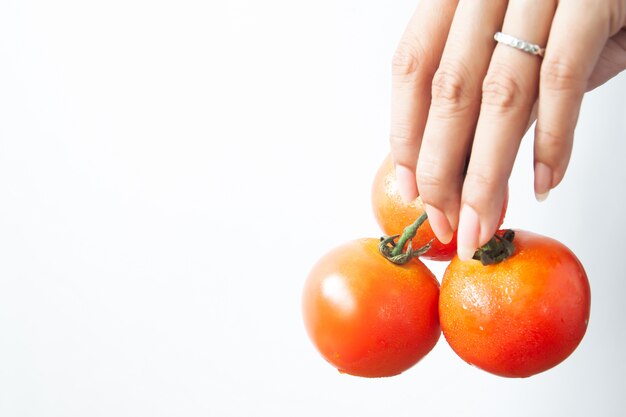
<box><xmin>439</xmin><ymin>230</ymin><xmax>590</xmax><ymax>378</ymax></box>
<box><xmin>371</xmin><ymin>154</ymin><xmax>508</xmax><ymax>261</ymax></box>
<box><xmin>302</xmin><ymin>238</ymin><xmax>440</xmax><ymax>377</ymax></box>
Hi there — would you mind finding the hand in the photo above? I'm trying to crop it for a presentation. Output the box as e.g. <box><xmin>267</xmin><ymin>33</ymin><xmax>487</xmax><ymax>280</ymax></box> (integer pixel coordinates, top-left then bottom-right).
<box><xmin>390</xmin><ymin>0</ymin><xmax>626</xmax><ymax>260</ymax></box>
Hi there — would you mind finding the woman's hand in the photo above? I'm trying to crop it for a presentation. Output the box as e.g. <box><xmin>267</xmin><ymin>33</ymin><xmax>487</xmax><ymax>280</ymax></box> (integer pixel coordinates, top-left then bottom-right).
<box><xmin>390</xmin><ymin>0</ymin><xmax>626</xmax><ymax>260</ymax></box>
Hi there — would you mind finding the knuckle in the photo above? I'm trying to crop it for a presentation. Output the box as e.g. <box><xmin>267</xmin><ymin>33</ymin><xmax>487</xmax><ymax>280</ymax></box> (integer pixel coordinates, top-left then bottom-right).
<box><xmin>392</xmin><ymin>41</ymin><xmax>428</xmax><ymax>77</ymax></box>
<box><xmin>416</xmin><ymin>156</ymin><xmax>463</xmax><ymax>207</ymax></box>
<box><xmin>540</xmin><ymin>57</ymin><xmax>584</xmax><ymax>93</ymax></box>
<box><xmin>463</xmin><ymin>169</ymin><xmax>501</xmax><ymax>195</ymax></box>
<box><xmin>481</xmin><ymin>65</ymin><xmax>528</xmax><ymax>111</ymax></box>
<box><xmin>416</xmin><ymin>173</ymin><xmax>445</xmax><ymax>206</ymax></box>
<box><xmin>430</xmin><ymin>63</ymin><xmax>473</xmax><ymax>112</ymax></box>
<box><xmin>535</xmin><ymin>124</ymin><xmax>571</xmax><ymax>156</ymax></box>
<box><xmin>415</xmin><ymin>160</ymin><xmax>444</xmax><ymax>191</ymax></box>
<box><xmin>389</xmin><ymin>122</ymin><xmax>416</xmax><ymax>149</ymax></box>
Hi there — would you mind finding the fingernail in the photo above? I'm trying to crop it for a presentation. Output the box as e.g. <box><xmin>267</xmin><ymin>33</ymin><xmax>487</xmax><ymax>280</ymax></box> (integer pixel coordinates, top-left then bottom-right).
<box><xmin>534</xmin><ymin>162</ymin><xmax>552</xmax><ymax>202</ymax></box>
<box><xmin>395</xmin><ymin>165</ymin><xmax>418</xmax><ymax>204</ymax></box>
<box><xmin>424</xmin><ymin>203</ymin><xmax>453</xmax><ymax>244</ymax></box>
<box><xmin>457</xmin><ymin>204</ymin><xmax>480</xmax><ymax>261</ymax></box>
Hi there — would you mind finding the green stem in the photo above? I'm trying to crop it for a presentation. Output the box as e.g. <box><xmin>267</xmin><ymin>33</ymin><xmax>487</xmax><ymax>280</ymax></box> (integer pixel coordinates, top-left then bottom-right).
<box><xmin>379</xmin><ymin>212</ymin><xmax>432</xmax><ymax>265</ymax></box>
<box><xmin>390</xmin><ymin>212</ymin><xmax>428</xmax><ymax>257</ymax></box>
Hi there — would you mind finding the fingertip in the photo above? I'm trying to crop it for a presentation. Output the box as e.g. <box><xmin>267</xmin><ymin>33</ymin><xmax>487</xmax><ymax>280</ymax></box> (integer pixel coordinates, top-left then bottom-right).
<box><xmin>395</xmin><ymin>164</ymin><xmax>419</xmax><ymax>204</ymax></box>
<box><xmin>535</xmin><ymin>190</ymin><xmax>550</xmax><ymax>202</ymax></box>
<box><xmin>534</xmin><ymin>162</ymin><xmax>553</xmax><ymax>202</ymax></box>
<box><xmin>424</xmin><ymin>203</ymin><xmax>453</xmax><ymax>244</ymax></box>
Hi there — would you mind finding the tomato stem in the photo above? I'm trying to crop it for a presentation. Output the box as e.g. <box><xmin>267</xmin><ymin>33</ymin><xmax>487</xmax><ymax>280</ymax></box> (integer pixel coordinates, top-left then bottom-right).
<box><xmin>379</xmin><ymin>212</ymin><xmax>432</xmax><ymax>265</ymax></box>
<box><xmin>473</xmin><ymin>229</ymin><xmax>516</xmax><ymax>265</ymax></box>
<box><xmin>391</xmin><ymin>212</ymin><xmax>428</xmax><ymax>257</ymax></box>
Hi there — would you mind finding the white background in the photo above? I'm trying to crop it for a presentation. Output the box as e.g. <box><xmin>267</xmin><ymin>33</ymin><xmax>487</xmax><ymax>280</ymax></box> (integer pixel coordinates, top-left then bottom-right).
<box><xmin>1</xmin><ymin>1</ymin><xmax>625</xmax><ymax>416</ymax></box>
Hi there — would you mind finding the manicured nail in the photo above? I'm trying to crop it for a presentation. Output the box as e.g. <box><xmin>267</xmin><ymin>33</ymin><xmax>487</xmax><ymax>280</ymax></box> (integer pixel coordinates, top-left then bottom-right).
<box><xmin>424</xmin><ymin>203</ymin><xmax>453</xmax><ymax>244</ymax></box>
<box><xmin>395</xmin><ymin>165</ymin><xmax>418</xmax><ymax>204</ymax></box>
<box><xmin>534</xmin><ymin>162</ymin><xmax>552</xmax><ymax>202</ymax></box>
<box><xmin>457</xmin><ymin>204</ymin><xmax>480</xmax><ymax>261</ymax></box>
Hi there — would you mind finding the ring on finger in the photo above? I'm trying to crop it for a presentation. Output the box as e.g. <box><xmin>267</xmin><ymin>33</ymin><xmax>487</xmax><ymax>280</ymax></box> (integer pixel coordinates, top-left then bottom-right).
<box><xmin>494</xmin><ymin>31</ymin><xmax>546</xmax><ymax>57</ymax></box>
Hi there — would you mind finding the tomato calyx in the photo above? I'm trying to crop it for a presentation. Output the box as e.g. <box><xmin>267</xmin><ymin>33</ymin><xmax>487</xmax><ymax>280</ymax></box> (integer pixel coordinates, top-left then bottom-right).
<box><xmin>379</xmin><ymin>212</ymin><xmax>433</xmax><ymax>265</ymax></box>
<box><xmin>472</xmin><ymin>229</ymin><xmax>516</xmax><ymax>265</ymax></box>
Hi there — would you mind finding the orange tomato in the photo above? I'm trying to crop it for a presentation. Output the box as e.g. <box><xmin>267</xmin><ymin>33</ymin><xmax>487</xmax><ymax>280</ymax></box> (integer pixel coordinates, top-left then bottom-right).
<box><xmin>302</xmin><ymin>238</ymin><xmax>440</xmax><ymax>377</ymax></box>
<box><xmin>439</xmin><ymin>230</ymin><xmax>590</xmax><ymax>378</ymax></box>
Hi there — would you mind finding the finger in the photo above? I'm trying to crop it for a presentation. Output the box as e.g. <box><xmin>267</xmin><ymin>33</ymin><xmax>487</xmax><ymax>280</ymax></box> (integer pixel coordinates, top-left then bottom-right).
<box><xmin>457</xmin><ymin>0</ymin><xmax>557</xmax><ymax>260</ymax></box>
<box><xmin>390</xmin><ymin>0</ymin><xmax>458</xmax><ymax>203</ymax></box>
<box><xmin>415</xmin><ymin>0</ymin><xmax>508</xmax><ymax>244</ymax></box>
<box><xmin>533</xmin><ymin>0</ymin><xmax>620</xmax><ymax>200</ymax></box>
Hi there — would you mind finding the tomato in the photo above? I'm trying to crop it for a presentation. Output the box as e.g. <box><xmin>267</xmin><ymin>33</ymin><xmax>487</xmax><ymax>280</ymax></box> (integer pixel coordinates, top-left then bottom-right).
<box><xmin>439</xmin><ymin>230</ymin><xmax>590</xmax><ymax>378</ymax></box>
<box><xmin>302</xmin><ymin>238</ymin><xmax>440</xmax><ymax>377</ymax></box>
<box><xmin>371</xmin><ymin>154</ymin><xmax>508</xmax><ymax>261</ymax></box>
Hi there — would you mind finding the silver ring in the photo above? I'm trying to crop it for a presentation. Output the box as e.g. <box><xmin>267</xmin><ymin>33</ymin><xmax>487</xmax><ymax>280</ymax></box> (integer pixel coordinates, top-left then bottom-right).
<box><xmin>494</xmin><ymin>32</ymin><xmax>545</xmax><ymax>57</ymax></box>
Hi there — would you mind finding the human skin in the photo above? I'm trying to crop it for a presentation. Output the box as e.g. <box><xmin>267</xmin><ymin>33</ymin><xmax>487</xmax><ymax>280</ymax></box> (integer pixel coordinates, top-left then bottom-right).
<box><xmin>389</xmin><ymin>0</ymin><xmax>626</xmax><ymax>260</ymax></box>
